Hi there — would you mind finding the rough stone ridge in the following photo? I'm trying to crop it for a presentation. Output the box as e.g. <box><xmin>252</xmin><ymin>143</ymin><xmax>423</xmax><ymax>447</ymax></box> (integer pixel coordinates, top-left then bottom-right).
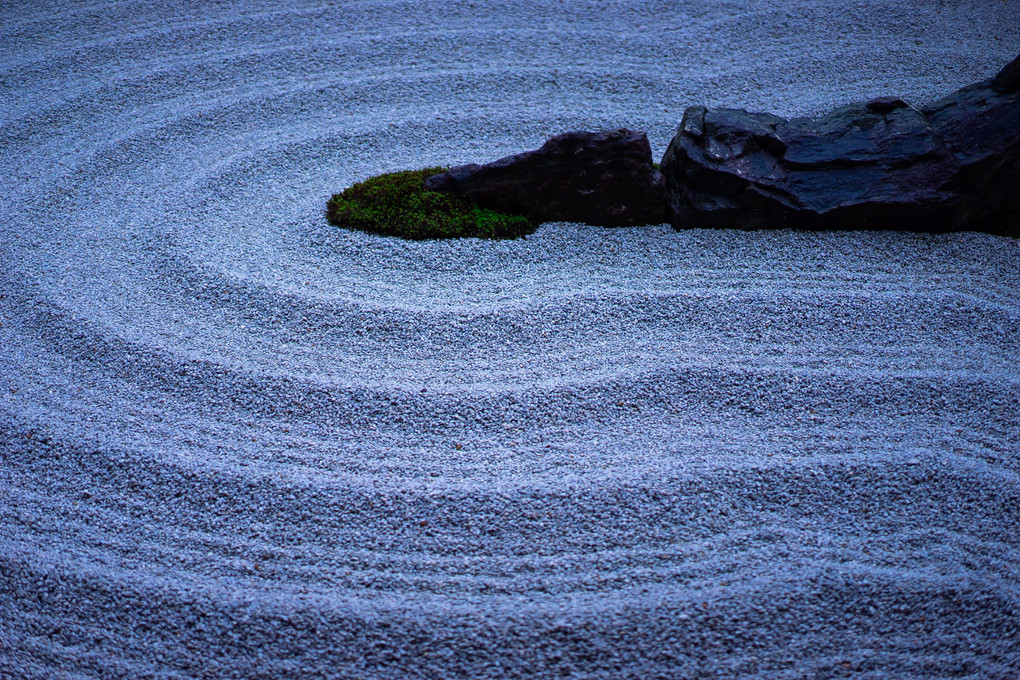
<box><xmin>425</xmin><ymin>128</ymin><xmax>667</xmax><ymax>227</ymax></box>
<box><xmin>660</xmin><ymin>52</ymin><xmax>1020</xmax><ymax>237</ymax></box>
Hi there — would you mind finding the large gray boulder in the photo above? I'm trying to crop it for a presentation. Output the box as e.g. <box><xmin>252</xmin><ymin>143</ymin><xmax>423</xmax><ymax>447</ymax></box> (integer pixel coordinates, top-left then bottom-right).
<box><xmin>425</xmin><ymin>129</ymin><xmax>666</xmax><ymax>227</ymax></box>
<box><xmin>660</xmin><ymin>53</ymin><xmax>1020</xmax><ymax>236</ymax></box>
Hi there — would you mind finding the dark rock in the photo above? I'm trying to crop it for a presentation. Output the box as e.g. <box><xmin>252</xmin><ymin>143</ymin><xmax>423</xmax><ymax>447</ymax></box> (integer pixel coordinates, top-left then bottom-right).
<box><xmin>993</xmin><ymin>51</ymin><xmax>1020</xmax><ymax>92</ymax></box>
<box><xmin>660</xmin><ymin>53</ymin><xmax>1020</xmax><ymax>237</ymax></box>
<box><xmin>425</xmin><ymin>129</ymin><xmax>666</xmax><ymax>227</ymax></box>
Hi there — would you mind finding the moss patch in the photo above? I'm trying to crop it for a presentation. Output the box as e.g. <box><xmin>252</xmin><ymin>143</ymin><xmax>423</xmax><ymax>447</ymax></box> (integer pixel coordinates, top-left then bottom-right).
<box><xmin>326</xmin><ymin>168</ymin><xmax>534</xmax><ymax>240</ymax></box>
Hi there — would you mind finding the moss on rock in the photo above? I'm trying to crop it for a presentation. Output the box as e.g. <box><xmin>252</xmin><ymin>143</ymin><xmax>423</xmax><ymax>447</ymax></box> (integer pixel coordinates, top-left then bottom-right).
<box><xmin>326</xmin><ymin>168</ymin><xmax>534</xmax><ymax>240</ymax></box>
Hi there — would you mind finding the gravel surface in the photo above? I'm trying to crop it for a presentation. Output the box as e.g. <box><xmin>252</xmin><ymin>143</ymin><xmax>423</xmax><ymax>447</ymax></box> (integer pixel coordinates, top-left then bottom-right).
<box><xmin>2</xmin><ymin>1</ymin><xmax>1020</xmax><ymax>678</ymax></box>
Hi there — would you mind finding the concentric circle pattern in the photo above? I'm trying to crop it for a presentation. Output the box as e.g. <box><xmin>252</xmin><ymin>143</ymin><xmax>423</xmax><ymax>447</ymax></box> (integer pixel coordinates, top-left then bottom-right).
<box><xmin>2</xmin><ymin>2</ymin><xmax>1020</xmax><ymax>678</ymax></box>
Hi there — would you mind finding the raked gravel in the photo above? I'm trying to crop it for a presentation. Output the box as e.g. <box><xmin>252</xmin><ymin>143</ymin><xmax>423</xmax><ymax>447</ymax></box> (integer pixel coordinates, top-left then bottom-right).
<box><xmin>2</xmin><ymin>1</ymin><xmax>1020</xmax><ymax>678</ymax></box>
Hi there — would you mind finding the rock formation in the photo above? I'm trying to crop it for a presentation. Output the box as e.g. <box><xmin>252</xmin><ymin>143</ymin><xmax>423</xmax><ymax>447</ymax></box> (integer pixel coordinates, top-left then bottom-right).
<box><xmin>660</xmin><ymin>52</ymin><xmax>1020</xmax><ymax>237</ymax></box>
<box><xmin>425</xmin><ymin>129</ymin><xmax>666</xmax><ymax>227</ymax></box>
<box><xmin>421</xmin><ymin>54</ymin><xmax>1019</xmax><ymax>236</ymax></box>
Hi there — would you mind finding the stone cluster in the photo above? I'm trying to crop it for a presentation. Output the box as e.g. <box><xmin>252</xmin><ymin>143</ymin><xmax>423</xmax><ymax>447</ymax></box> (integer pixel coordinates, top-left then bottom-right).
<box><xmin>426</xmin><ymin>52</ymin><xmax>1020</xmax><ymax>237</ymax></box>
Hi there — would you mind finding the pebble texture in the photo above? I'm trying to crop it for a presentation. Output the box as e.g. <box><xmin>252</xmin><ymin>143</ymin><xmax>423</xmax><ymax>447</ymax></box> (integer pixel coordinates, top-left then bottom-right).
<box><xmin>1</xmin><ymin>2</ymin><xmax>1020</xmax><ymax>679</ymax></box>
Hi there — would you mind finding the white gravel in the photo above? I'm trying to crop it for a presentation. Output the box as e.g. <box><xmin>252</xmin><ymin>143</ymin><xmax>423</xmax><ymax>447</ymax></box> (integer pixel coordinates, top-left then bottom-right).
<box><xmin>2</xmin><ymin>1</ymin><xmax>1020</xmax><ymax>678</ymax></box>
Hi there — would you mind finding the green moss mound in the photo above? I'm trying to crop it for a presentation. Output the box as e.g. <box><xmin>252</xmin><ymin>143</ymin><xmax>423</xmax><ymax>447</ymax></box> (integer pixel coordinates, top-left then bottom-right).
<box><xmin>326</xmin><ymin>167</ymin><xmax>534</xmax><ymax>240</ymax></box>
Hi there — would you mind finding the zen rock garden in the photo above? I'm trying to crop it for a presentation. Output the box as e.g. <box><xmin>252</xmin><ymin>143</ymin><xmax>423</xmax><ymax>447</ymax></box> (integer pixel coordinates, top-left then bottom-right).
<box><xmin>328</xmin><ymin>52</ymin><xmax>1020</xmax><ymax>239</ymax></box>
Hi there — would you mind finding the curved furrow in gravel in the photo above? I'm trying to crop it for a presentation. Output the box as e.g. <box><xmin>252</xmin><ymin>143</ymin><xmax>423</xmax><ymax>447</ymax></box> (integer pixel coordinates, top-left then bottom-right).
<box><xmin>3</xmin><ymin>1</ymin><xmax>1020</xmax><ymax>678</ymax></box>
